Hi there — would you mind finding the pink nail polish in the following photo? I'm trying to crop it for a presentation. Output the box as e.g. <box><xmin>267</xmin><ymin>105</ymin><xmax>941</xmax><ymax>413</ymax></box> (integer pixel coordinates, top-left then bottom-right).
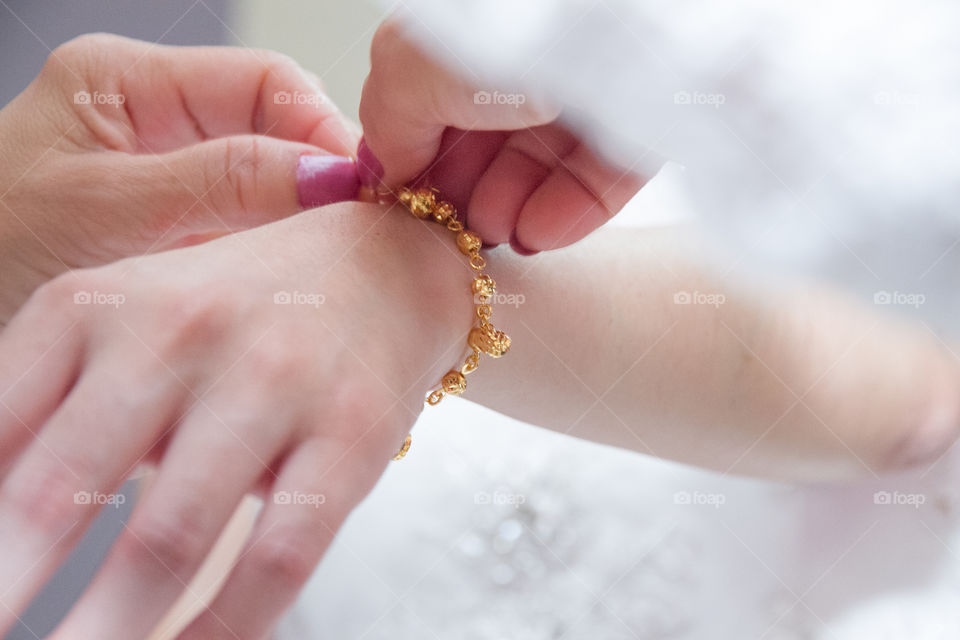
<box><xmin>356</xmin><ymin>137</ymin><xmax>384</xmax><ymax>188</ymax></box>
<box><xmin>296</xmin><ymin>154</ymin><xmax>360</xmax><ymax>209</ymax></box>
<box><xmin>509</xmin><ymin>230</ymin><xmax>539</xmax><ymax>256</ymax></box>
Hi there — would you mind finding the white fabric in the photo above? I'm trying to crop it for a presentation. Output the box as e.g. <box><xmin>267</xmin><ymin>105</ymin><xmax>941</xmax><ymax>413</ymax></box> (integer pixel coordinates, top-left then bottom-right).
<box><xmin>280</xmin><ymin>172</ymin><xmax>960</xmax><ymax>639</ymax></box>
<box><xmin>388</xmin><ymin>0</ymin><xmax>960</xmax><ymax>333</ymax></box>
<box><xmin>283</xmin><ymin>6</ymin><xmax>960</xmax><ymax>632</ymax></box>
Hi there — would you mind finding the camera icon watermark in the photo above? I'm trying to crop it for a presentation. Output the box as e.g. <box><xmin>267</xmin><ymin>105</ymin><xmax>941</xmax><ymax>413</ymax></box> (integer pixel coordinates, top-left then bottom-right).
<box><xmin>873</xmin><ymin>290</ymin><xmax>925</xmax><ymax>309</ymax></box>
<box><xmin>873</xmin><ymin>490</ymin><xmax>926</xmax><ymax>509</ymax></box>
<box><xmin>73</xmin><ymin>290</ymin><xmax>126</xmax><ymax>308</ymax></box>
<box><xmin>73</xmin><ymin>90</ymin><xmax>126</xmax><ymax>107</ymax></box>
<box><xmin>273</xmin><ymin>490</ymin><xmax>326</xmax><ymax>509</ymax></box>
<box><xmin>673</xmin><ymin>290</ymin><xmax>726</xmax><ymax>308</ymax></box>
<box><xmin>273</xmin><ymin>290</ymin><xmax>325</xmax><ymax>308</ymax></box>
<box><xmin>473</xmin><ymin>90</ymin><xmax>527</xmax><ymax>108</ymax></box>
<box><xmin>74</xmin><ymin>490</ymin><xmax>126</xmax><ymax>508</ymax></box>
<box><xmin>673</xmin><ymin>90</ymin><xmax>726</xmax><ymax>109</ymax></box>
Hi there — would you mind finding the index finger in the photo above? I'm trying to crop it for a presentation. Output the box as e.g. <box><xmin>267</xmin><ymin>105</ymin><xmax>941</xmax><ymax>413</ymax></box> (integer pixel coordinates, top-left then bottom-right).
<box><xmin>50</xmin><ymin>34</ymin><xmax>359</xmax><ymax>156</ymax></box>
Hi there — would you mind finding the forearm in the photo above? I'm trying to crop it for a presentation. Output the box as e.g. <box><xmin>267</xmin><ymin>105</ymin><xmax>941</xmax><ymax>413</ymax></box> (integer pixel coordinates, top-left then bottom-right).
<box><xmin>462</xmin><ymin>226</ymin><xmax>960</xmax><ymax>481</ymax></box>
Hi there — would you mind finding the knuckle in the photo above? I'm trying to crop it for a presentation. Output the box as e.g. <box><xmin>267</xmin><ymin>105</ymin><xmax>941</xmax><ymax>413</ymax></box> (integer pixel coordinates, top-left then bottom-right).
<box><xmin>154</xmin><ymin>287</ymin><xmax>234</xmax><ymax>357</ymax></box>
<box><xmin>247</xmin><ymin>531</ymin><xmax>317</xmax><ymax>588</ymax></box>
<box><xmin>121</xmin><ymin>505</ymin><xmax>210</xmax><ymax>577</ymax></box>
<box><xmin>245</xmin><ymin>335</ymin><xmax>313</xmax><ymax>387</ymax></box>
<box><xmin>27</xmin><ymin>276</ymin><xmax>72</xmax><ymax>314</ymax></box>
<box><xmin>1</xmin><ymin>458</ymin><xmax>91</xmax><ymax>535</ymax></box>
<box><xmin>52</xmin><ymin>33</ymin><xmax>128</xmax><ymax>59</ymax></box>
<box><xmin>257</xmin><ymin>49</ymin><xmax>304</xmax><ymax>79</ymax></box>
<box><xmin>215</xmin><ymin>136</ymin><xmax>264</xmax><ymax>214</ymax></box>
<box><xmin>332</xmin><ymin>383</ymin><xmax>381</xmax><ymax>430</ymax></box>
<box><xmin>369</xmin><ymin>18</ymin><xmax>407</xmax><ymax>66</ymax></box>
<box><xmin>43</xmin><ymin>33</ymin><xmax>132</xmax><ymax>83</ymax></box>
<box><xmin>47</xmin><ymin>33</ymin><xmax>118</xmax><ymax>67</ymax></box>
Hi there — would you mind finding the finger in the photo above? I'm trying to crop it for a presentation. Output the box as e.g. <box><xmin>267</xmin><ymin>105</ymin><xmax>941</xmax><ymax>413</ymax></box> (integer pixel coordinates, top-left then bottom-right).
<box><xmin>466</xmin><ymin>126</ymin><xmax>649</xmax><ymax>250</ymax></box>
<box><xmin>52</xmin><ymin>401</ymin><xmax>286</xmax><ymax>640</ymax></box>
<box><xmin>415</xmin><ymin>128</ymin><xmax>508</xmax><ymax>220</ymax></box>
<box><xmin>359</xmin><ymin>15</ymin><xmax>559</xmax><ymax>189</ymax></box>
<box><xmin>516</xmin><ymin>142</ymin><xmax>649</xmax><ymax>251</ymax></box>
<box><xmin>52</xmin><ymin>34</ymin><xmax>359</xmax><ymax>156</ymax></box>
<box><xmin>177</xmin><ymin>436</ymin><xmax>385</xmax><ymax>640</ymax></box>
<box><xmin>0</xmin><ymin>285</ymin><xmax>83</xmax><ymax>474</ymax></box>
<box><xmin>125</xmin><ymin>135</ymin><xmax>359</xmax><ymax>239</ymax></box>
<box><xmin>0</xmin><ymin>363</ymin><xmax>180</xmax><ymax>636</ymax></box>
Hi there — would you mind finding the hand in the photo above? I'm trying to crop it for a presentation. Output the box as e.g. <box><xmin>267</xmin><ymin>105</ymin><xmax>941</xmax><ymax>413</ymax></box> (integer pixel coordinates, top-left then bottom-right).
<box><xmin>0</xmin><ymin>201</ymin><xmax>471</xmax><ymax>639</ymax></box>
<box><xmin>0</xmin><ymin>34</ymin><xmax>362</xmax><ymax>323</ymax></box>
<box><xmin>357</xmin><ymin>15</ymin><xmax>649</xmax><ymax>255</ymax></box>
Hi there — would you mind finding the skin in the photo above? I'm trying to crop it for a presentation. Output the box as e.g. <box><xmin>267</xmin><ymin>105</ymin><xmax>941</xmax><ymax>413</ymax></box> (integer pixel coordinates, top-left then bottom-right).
<box><xmin>1</xmin><ymin>202</ymin><xmax>958</xmax><ymax>640</ymax></box>
<box><xmin>0</xmin><ymin>30</ymin><xmax>957</xmax><ymax>640</ymax></box>
<box><xmin>0</xmin><ymin>33</ymin><xmax>359</xmax><ymax>323</ymax></box>
<box><xmin>358</xmin><ymin>14</ymin><xmax>649</xmax><ymax>252</ymax></box>
<box><xmin>0</xmin><ymin>202</ymin><xmax>474</xmax><ymax>640</ymax></box>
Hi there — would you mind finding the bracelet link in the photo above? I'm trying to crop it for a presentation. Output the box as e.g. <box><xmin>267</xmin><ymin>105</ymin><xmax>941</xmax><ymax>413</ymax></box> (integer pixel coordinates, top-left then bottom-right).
<box><xmin>391</xmin><ymin>187</ymin><xmax>513</xmax><ymax>460</ymax></box>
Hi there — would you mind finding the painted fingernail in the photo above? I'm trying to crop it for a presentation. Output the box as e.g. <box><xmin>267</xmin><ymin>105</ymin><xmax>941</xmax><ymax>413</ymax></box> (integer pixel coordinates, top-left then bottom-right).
<box><xmin>356</xmin><ymin>137</ymin><xmax>384</xmax><ymax>188</ymax></box>
<box><xmin>296</xmin><ymin>154</ymin><xmax>360</xmax><ymax>209</ymax></box>
<box><xmin>509</xmin><ymin>230</ymin><xmax>539</xmax><ymax>256</ymax></box>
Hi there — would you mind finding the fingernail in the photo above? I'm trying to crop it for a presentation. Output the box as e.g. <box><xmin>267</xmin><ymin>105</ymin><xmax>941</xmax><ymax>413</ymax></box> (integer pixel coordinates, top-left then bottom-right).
<box><xmin>296</xmin><ymin>154</ymin><xmax>360</xmax><ymax>209</ymax></box>
<box><xmin>356</xmin><ymin>137</ymin><xmax>384</xmax><ymax>188</ymax></box>
<box><xmin>482</xmin><ymin>241</ymin><xmax>501</xmax><ymax>250</ymax></box>
<box><xmin>509</xmin><ymin>230</ymin><xmax>539</xmax><ymax>256</ymax></box>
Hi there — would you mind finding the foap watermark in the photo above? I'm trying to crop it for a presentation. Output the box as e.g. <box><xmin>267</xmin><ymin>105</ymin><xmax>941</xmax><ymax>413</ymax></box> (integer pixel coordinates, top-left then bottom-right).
<box><xmin>473</xmin><ymin>90</ymin><xmax>527</xmax><ymax>108</ymax></box>
<box><xmin>273</xmin><ymin>290</ymin><xmax>325</xmax><ymax>308</ymax></box>
<box><xmin>674</xmin><ymin>490</ymin><xmax>726</xmax><ymax>509</ymax></box>
<box><xmin>873</xmin><ymin>90</ymin><xmax>923</xmax><ymax>109</ymax></box>
<box><xmin>273</xmin><ymin>90</ymin><xmax>327</xmax><ymax>107</ymax></box>
<box><xmin>474</xmin><ymin>291</ymin><xmax>525</xmax><ymax>308</ymax></box>
<box><xmin>475</xmin><ymin>489</ymin><xmax>526</xmax><ymax>509</ymax></box>
<box><xmin>74</xmin><ymin>90</ymin><xmax>126</xmax><ymax>107</ymax></box>
<box><xmin>674</xmin><ymin>290</ymin><xmax>726</xmax><ymax>308</ymax></box>
<box><xmin>874</xmin><ymin>290</ymin><xmax>925</xmax><ymax>309</ymax></box>
<box><xmin>273</xmin><ymin>490</ymin><xmax>326</xmax><ymax>509</ymax></box>
<box><xmin>673</xmin><ymin>90</ymin><xmax>726</xmax><ymax>109</ymax></box>
<box><xmin>873</xmin><ymin>490</ymin><xmax>926</xmax><ymax>509</ymax></box>
<box><xmin>74</xmin><ymin>490</ymin><xmax>126</xmax><ymax>508</ymax></box>
<box><xmin>74</xmin><ymin>290</ymin><xmax>125</xmax><ymax>308</ymax></box>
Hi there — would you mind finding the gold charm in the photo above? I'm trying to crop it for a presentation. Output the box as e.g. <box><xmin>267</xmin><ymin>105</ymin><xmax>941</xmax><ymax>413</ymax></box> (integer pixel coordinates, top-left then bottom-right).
<box><xmin>399</xmin><ymin>189</ymin><xmax>436</xmax><ymax>219</ymax></box>
<box><xmin>393</xmin><ymin>434</ymin><xmax>412</xmax><ymax>460</ymax></box>
<box><xmin>434</xmin><ymin>202</ymin><xmax>456</xmax><ymax>224</ymax></box>
<box><xmin>457</xmin><ymin>230</ymin><xmax>482</xmax><ymax>255</ymax></box>
<box><xmin>392</xmin><ymin>187</ymin><xmax>513</xmax><ymax>460</ymax></box>
<box><xmin>472</xmin><ymin>274</ymin><xmax>496</xmax><ymax>299</ymax></box>
<box><xmin>468</xmin><ymin>325</ymin><xmax>511</xmax><ymax>358</ymax></box>
<box><xmin>441</xmin><ymin>370</ymin><xmax>467</xmax><ymax>394</ymax></box>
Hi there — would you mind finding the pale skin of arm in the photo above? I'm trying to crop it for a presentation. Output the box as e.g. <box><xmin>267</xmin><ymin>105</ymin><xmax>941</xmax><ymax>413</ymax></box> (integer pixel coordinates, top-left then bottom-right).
<box><xmin>153</xmin><ymin>208</ymin><xmax>960</xmax><ymax>638</ymax></box>
<box><xmin>2</xmin><ymin>202</ymin><xmax>955</xmax><ymax>640</ymax></box>
<box><xmin>450</xmin><ymin>224</ymin><xmax>960</xmax><ymax>481</ymax></box>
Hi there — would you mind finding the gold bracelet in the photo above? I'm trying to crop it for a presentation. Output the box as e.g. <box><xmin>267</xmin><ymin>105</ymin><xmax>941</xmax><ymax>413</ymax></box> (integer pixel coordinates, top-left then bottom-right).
<box><xmin>391</xmin><ymin>187</ymin><xmax>511</xmax><ymax>460</ymax></box>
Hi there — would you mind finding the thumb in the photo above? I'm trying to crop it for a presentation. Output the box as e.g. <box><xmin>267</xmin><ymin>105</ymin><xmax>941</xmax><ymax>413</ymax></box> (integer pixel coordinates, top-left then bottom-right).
<box><xmin>358</xmin><ymin>16</ymin><xmax>559</xmax><ymax>193</ymax></box>
<box><xmin>133</xmin><ymin>135</ymin><xmax>359</xmax><ymax>236</ymax></box>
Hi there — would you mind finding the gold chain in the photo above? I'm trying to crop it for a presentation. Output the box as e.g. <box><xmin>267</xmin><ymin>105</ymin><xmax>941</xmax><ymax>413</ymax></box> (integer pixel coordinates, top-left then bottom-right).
<box><xmin>392</xmin><ymin>187</ymin><xmax>511</xmax><ymax>460</ymax></box>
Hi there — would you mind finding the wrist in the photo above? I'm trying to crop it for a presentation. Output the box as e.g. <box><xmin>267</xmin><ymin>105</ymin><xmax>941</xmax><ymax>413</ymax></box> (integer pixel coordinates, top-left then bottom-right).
<box><xmin>288</xmin><ymin>201</ymin><xmax>476</xmax><ymax>411</ymax></box>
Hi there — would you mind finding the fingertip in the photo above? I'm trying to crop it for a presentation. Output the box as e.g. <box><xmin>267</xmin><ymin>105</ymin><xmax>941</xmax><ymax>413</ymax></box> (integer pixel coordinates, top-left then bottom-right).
<box><xmin>356</xmin><ymin>137</ymin><xmax>384</xmax><ymax>189</ymax></box>
<box><xmin>509</xmin><ymin>230</ymin><xmax>540</xmax><ymax>257</ymax></box>
<box><xmin>296</xmin><ymin>153</ymin><xmax>360</xmax><ymax>209</ymax></box>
